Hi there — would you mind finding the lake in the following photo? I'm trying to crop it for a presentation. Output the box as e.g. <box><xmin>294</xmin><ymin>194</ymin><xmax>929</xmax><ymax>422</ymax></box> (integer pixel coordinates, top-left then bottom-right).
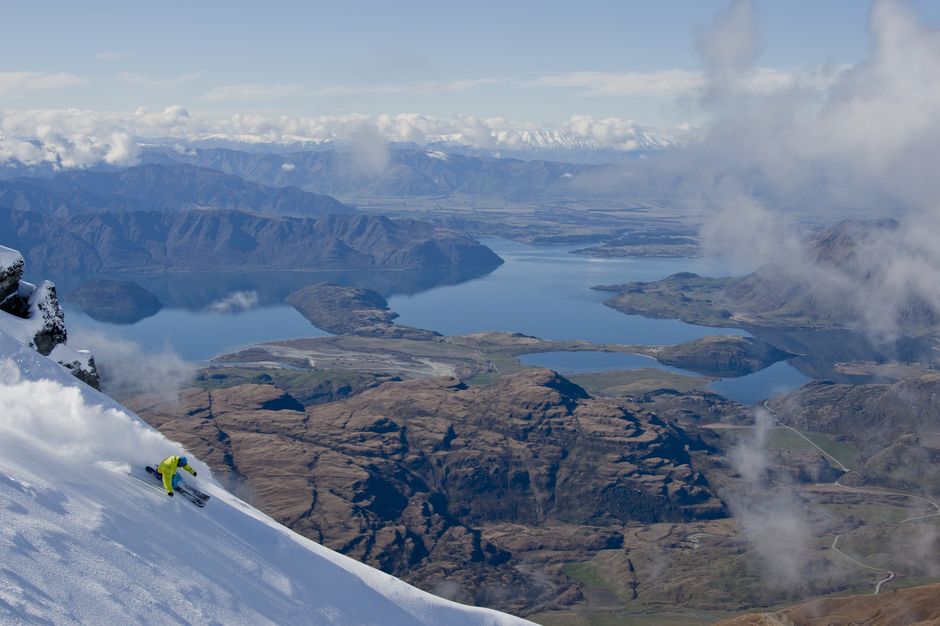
<box><xmin>58</xmin><ymin>238</ymin><xmax>812</xmax><ymax>404</ymax></box>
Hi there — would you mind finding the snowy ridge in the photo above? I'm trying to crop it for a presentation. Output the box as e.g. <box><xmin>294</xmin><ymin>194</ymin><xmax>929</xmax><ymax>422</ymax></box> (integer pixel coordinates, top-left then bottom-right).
<box><xmin>0</xmin><ymin>246</ymin><xmax>22</xmax><ymax>270</ymax></box>
<box><xmin>0</xmin><ymin>331</ymin><xmax>532</xmax><ymax>626</ymax></box>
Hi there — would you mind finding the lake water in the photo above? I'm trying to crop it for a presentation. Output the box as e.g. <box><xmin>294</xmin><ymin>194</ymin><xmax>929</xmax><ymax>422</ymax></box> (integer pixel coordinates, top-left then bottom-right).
<box><xmin>59</xmin><ymin>237</ymin><xmax>812</xmax><ymax>404</ymax></box>
<box><xmin>389</xmin><ymin>239</ymin><xmax>750</xmax><ymax>345</ymax></box>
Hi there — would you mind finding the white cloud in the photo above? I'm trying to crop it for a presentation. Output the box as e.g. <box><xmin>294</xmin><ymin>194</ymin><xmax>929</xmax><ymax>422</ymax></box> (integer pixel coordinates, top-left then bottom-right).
<box><xmin>0</xmin><ymin>72</ymin><xmax>84</xmax><ymax>96</ymax></box>
<box><xmin>206</xmin><ymin>291</ymin><xmax>259</xmax><ymax>314</ymax></box>
<box><xmin>68</xmin><ymin>330</ymin><xmax>194</xmax><ymax>399</ymax></box>
<box><xmin>0</xmin><ymin>108</ymin><xmax>141</xmax><ymax>168</ymax></box>
<box><xmin>685</xmin><ymin>0</ymin><xmax>940</xmax><ymax>340</ymax></box>
<box><xmin>119</xmin><ymin>72</ymin><xmax>202</xmax><ymax>89</ymax></box>
<box><xmin>0</xmin><ymin>107</ymin><xmax>679</xmax><ymax>170</ymax></box>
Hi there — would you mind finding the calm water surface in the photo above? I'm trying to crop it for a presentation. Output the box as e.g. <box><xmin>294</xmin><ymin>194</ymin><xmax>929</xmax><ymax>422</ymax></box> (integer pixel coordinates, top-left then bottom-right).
<box><xmin>61</xmin><ymin>238</ymin><xmax>810</xmax><ymax>403</ymax></box>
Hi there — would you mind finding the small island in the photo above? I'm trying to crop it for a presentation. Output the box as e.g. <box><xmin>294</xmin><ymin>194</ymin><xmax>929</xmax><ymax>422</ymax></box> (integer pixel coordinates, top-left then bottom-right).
<box><xmin>285</xmin><ymin>283</ymin><xmax>441</xmax><ymax>340</ymax></box>
<box><xmin>64</xmin><ymin>280</ymin><xmax>163</xmax><ymax>324</ymax></box>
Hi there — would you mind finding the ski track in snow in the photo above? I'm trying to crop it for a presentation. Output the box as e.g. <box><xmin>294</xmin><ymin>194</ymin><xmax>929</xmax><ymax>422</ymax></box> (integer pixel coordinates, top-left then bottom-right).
<box><xmin>0</xmin><ymin>332</ymin><xmax>532</xmax><ymax>626</ymax></box>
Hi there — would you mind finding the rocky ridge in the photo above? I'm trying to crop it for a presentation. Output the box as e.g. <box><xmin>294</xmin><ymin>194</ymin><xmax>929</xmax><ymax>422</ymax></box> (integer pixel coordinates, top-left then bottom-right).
<box><xmin>127</xmin><ymin>368</ymin><xmax>726</xmax><ymax>614</ymax></box>
<box><xmin>0</xmin><ymin>244</ymin><xmax>99</xmax><ymax>387</ymax></box>
<box><xmin>1</xmin><ymin>208</ymin><xmax>504</xmax><ymax>274</ymax></box>
<box><xmin>768</xmin><ymin>373</ymin><xmax>940</xmax><ymax>493</ymax></box>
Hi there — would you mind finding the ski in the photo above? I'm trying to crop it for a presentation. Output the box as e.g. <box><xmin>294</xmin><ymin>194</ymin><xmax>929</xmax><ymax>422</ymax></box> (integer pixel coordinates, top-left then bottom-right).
<box><xmin>175</xmin><ymin>486</ymin><xmax>207</xmax><ymax>508</ymax></box>
<box><xmin>183</xmin><ymin>485</ymin><xmax>211</xmax><ymax>502</ymax></box>
<box><xmin>127</xmin><ymin>472</ymin><xmax>169</xmax><ymax>496</ymax></box>
<box><xmin>145</xmin><ymin>466</ymin><xmax>209</xmax><ymax>508</ymax></box>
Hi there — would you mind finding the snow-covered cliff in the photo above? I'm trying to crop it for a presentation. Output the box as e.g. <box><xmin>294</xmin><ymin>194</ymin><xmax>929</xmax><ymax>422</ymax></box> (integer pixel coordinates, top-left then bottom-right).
<box><xmin>0</xmin><ymin>244</ymin><xmax>98</xmax><ymax>387</ymax></box>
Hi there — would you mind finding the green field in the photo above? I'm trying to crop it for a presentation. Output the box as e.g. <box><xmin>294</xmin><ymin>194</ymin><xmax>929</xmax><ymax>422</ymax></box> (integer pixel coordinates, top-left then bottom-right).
<box><xmin>713</xmin><ymin>426</ymin><xmax>860</xmax><ymax>471</ymax></box>
<box><xmin>569</xmin><ymin>369</ymin><xmax>709</xmax><ymax>396</ymax></box>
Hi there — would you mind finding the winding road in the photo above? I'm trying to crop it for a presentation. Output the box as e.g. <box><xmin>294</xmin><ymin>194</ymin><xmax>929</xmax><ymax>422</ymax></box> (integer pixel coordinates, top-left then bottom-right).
<box><xmin>762</xmin><ymin>401</ymin><xmax>940</xmax><ymax>595</ymax></box>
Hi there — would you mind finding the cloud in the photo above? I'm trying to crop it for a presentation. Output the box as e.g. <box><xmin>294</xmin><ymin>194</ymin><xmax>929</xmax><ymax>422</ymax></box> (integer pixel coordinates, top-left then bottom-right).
<box><xmin>69</xmin><ymin>330</ymin><xmax>195</xmax><ymax>399</ymax></box>
<box><xmin>0</xmin><ymin>108</ymin><xmax>140</xmax><ymax>168</ymax></box>
<box><xmin>313</xmin><ymin>77</ymin><xmax>505</xmax><ymax>97</ymax></box>
<box><xmin>525</xmin><ymin>66</ymin><xmax>844</xmax><ymax>99</ymax></box>
<box><xmin>119</xmin><ymin>72</ymin><xmax>202</xmax><ymax>89</ymax></box>
<box><xmin>201</xmin><ymin>83</ymin><xmax>303</xmax><ymax>102</ymax></box>
<box><xmin>0</xmin><ymin>107</ymin><xmax>679</xmax><ymax>169</ymax></box>
<box><xmin>725</xmin><ymin>407</ymin><xmax>817</xmax><ymax>587</ymax></box>
<box><xmin>527</xmin><ymin>69</ymin><xmax>703</xmax><ymax>97</ymax></box>
<box><xmin>206</xmin><ymin>291</ymin><xmax>259</xmax><ymax>314</ymax></box>
<box><xmin>0</xmin><ymin>72</ymin><xmax>84</xmax><ymax>96</ymax></box>
<box><xmin>559</xmin><ymin>0</ymin><xmax>940</xmax><ymax>341</ymax></box>
<box><xmin>0</xmin><ymin>362</ymin><xmax>178</xmax><ymax>464</ymax></box>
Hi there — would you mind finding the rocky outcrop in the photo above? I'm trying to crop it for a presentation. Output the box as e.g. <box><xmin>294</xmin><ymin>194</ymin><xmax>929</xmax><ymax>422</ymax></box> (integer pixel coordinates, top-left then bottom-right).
<box><xmin>127</xmin><ymin>368</ymin><xmax>725</xmax><ymax>614</ymax></box>
<box><xmin>63</xmin><ymin>280</ymin><xmax>163</xmax><ymax>324</ymax></box>
<box><xmin>1</xmin><ymin>207</ymin><xmax>504</xmax><ymax>274</ymax></box>
<box><xmin>285</xmin><ymin>283</ymin><xmax>441</xmax><ymax>339</ymax></box>
<box><xmin>0</xmin><ymin>244</ymin><xmax>99</xmax><ymax>388</ymax></box>
<box><xmin>0</xmin><ymin>246</ymin><xmax>24</xmax><ymax>305</ymax></box>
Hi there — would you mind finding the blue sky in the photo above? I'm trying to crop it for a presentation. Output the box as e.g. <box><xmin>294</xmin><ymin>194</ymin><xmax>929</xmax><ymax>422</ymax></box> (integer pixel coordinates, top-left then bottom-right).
<box><xmin>2</xmin><ymin>0</ymin><xmax>939</xmax><ymax>129</ymax></box>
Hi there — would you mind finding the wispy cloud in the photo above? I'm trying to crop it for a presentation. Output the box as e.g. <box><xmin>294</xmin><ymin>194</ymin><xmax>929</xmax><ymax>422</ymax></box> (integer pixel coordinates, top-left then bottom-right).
<box><xmin>527</xmin><ymin>69</ymin><xmax>703</xmax><ymax>97</ymax></box>
<box><xmin>201</xmin><ymin>83</ymin><xmax>303</xmax><ymax>102</ymax></box>
<box><xmin>526</xmin><ymin>66</ymin><xmax>845</xmax><ymax>98</ymax></box>
<box><xmin>119</xmin><ymin>72</ymin><xmax>202</xmax><ymax>89</ymax></box>
<box><xmin>95</xmin><ymin>51</ymin><xmax>127</xmax><ymax>61</ymax></box>
<box><xmin>200</xmin><ymin>78</ymin><xmax>503</xmax><ymax>102</ymax></box>
<box><xmin>313</xmin><ymin>77</ymin><xmax>505</xmax><ymax>96</ymax></box>
<box><xmin>0</xmin><ymin>72</ymin><xmax>84</xmax><ymax>96</ymax></box>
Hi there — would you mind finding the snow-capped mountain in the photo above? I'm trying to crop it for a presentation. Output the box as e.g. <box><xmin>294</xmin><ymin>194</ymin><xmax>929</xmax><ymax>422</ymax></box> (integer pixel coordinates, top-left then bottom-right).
<box><xmin>0</xmin><ymin>329</ymin><xmax>533</xmax><ymax>625</ymax></box>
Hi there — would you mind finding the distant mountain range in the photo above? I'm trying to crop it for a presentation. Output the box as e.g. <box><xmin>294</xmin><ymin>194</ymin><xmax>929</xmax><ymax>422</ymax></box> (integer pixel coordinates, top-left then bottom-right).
<box><xmin>139</xmin><ymin>146</ymin><xmax>602</xmax><ymax>200</ymax></box>
<box><xmin>0</xmin><ymin>163</ymin><xmax>351</xmax><ymax>218</ymax></box>
<box><xmin>0</xmin><ymin>207</ymin><xmax>502</xmax><ymax>274</ymax></box>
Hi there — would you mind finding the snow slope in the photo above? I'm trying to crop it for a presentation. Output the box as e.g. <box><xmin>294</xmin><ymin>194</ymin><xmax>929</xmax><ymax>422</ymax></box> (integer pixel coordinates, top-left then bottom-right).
<box><xmin>0</xmin><ymin>331</ymin><xmax>533</xmax><ymax>626</ymax></box>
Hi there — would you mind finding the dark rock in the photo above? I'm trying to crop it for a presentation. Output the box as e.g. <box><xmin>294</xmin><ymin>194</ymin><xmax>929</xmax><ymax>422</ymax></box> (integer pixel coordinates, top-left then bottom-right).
<box><xmin>0</xmin><ymin>246</ymin><xmax>24</xmax><ymax>305</ymax></box>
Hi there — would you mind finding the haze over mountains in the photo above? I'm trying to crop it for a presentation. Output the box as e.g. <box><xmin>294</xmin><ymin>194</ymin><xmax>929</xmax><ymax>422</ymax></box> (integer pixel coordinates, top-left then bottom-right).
<box><xmin>140</xmin><ymin>146</ymin><xmax>600</xmax><ymax>201</ymax></box>
<box><xmin>0</xmin><ymin>160</ymin><xmax>504</xmax><ymax>274</ymax></box>
<box><xmin>602</xmin><ymin>218</ymin><xmax>940</xmax><ymax>337</ymax></box>
<box><xmin>0</xmin><ymin>163</ymin><xmax>351</xmax><ymax>217</ymax></box>
<box><xmin>1</xmin><ymin>207</ymin><xmax>501</xmax><ymax>274</ymax></box>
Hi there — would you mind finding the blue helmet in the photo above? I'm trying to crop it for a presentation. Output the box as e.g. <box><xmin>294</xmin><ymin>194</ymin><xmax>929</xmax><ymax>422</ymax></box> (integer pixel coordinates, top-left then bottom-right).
<box><xmin>178</xmin><ymin>456</ymin><xmax>188</xmax><ymax>467</ymax></box>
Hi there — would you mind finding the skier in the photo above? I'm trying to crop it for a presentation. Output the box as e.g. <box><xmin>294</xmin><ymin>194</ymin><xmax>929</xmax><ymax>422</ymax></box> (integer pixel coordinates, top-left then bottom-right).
<box><xmin>155</xmin><ymin>454</ymin><xmax>197</xmax><ymax>497</ymax></box>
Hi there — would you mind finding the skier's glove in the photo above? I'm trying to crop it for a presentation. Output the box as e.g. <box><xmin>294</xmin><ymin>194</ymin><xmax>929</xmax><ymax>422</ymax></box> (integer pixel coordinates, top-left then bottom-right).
<box><xmin>168</xmin><ymin>491</ymin><xmax>174</xmax><ymax>497</ymax></box>
<box><xmin>192</xmin><ymin>471</ymin><xmax>198</xmax><ymax>477</ymax></box>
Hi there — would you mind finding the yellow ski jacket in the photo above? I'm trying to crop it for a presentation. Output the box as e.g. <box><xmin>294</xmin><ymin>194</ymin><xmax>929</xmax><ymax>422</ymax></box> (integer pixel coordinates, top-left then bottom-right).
<box><xmin>157</xmin><ymin>455</ymin><xmax>196</xmax><ymax>494</ymax></box>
